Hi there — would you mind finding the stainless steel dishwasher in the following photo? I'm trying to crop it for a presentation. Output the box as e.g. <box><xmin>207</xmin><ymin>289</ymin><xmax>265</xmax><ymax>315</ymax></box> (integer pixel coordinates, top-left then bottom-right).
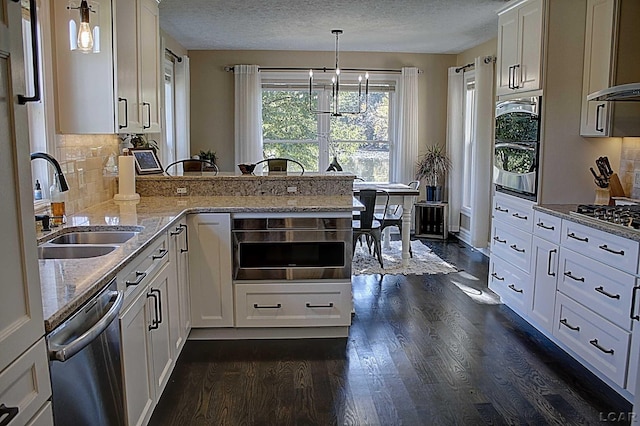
<box><xmin>47</xmin><ymin>279</ymin><xmax>125</xmax><ymax>426</ymax></box>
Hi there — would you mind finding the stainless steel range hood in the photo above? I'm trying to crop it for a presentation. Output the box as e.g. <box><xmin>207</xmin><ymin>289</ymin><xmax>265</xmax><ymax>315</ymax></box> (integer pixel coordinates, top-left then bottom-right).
<box><xmin>588</xmin><ymin>83</ymin><xmax>640</xmax><ymax>102</ymax></box>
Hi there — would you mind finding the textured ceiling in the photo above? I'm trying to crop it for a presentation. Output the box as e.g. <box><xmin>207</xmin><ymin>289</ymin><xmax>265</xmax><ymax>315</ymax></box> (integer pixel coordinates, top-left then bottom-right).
<box><xmin>159</xmin><ymin>0</ymin><xmax>510</xmax><ymax>54</ymax></box>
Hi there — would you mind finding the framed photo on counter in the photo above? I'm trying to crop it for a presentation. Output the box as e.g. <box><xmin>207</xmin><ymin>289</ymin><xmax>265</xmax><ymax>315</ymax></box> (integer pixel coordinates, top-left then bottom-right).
<box><xmin>131</xmin><ymin>149</ymin><xmax>163</xmax><ymax>174</ymax></box>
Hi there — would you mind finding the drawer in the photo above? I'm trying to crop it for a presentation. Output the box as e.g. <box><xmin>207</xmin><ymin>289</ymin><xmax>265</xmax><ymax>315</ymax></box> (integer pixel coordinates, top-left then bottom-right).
<box><xmin>491</xmin><ymin>221</ymin><xmax>533</xmax><ymax>273</ymax></box>
<box><xmin>492</xmin><ymin>192</ymin><xmax>535</xmax><ymax>232</ymax></box>
<box><xmin>26</xmin><ymin>402</ymin><xmax>53</xmax><ymax>426</ymax></box>
<box><xmin>553</xmin><ymin>292</ymin><xmax>630</xmax><ymax>388</ymax></box>
<box><xmin>561</xmin><ymin>220</ymin><xmax>639</xmax><ymax>274</ymax></box>
<box><xmin>533</xmin><ymin>210</ymin><xmax>562</xmax><ymax>244</ymax></box>
<box><xmin>489</xmin><ymin>255</ymin><xmax>532</xmax><ymax>313</ymax></box>
<box><xmin>0</xmin><ymin>339</ymin><xmax>51</xmax><ymax>426</ymax></box>
<box><xmin>119</xmin><ymin>232</ymin><xmax>169</xmax><ymax>306</ymax></box>
<box><xmin>234</xmin><ymin>282</ymin><xmax>352</xmax><ymax>328</ymax></box>
<box><xmin>558</xmin><ymin>249</ymin><xmax>635</xmax><ymax>330</ymax></box>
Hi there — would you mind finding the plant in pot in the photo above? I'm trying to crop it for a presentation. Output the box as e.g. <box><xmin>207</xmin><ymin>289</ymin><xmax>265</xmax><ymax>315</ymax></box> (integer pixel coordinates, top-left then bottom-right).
<box><xmin>415</xmin><ymin>144</ymin><xmax>451</xmax><ymax>202</ymax></box>
<box><xmin>195</xmin><ymin>150</ymin><xmax>217</xmax><ymax>171</ymax></box>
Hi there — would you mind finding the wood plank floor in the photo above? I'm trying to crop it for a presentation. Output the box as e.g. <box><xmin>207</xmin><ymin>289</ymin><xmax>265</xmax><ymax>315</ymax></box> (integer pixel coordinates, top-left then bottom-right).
<box><xmin>149</xmin><ymin>238</ymin><xmax>632</xmax><ymax>425</ymax></box>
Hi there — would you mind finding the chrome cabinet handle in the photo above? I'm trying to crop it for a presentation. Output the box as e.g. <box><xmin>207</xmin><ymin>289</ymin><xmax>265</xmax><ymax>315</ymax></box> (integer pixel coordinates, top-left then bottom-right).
<box><xmin>491</xmin><ymin>272</ymin><xmax>504</xmax><ymax>281</ymax></box>
<box><xmin>125</xmin><ymin>271</ymin><xmax>147</xmax><ymax>287</ymax></box>
<box><xmin>495</xmin><ymin>206</ymin><xmax>509</xmax><ymax>213</ymax></box>
<box><xmin>253</xmin><ymin>303</ymin><xmax>282</xmax><ymax>309</ymax></box>
<box><xmin>595</xmin><ymin>104</ymin><xmax>605</xmax><ymax>133</ymax></box>
<box><xmin>143</xmin><ymin>102</ymin><xmax>151</xmax><ymax>129</ymax></box>
<box><xmin>512</xmin><ymin>64</ymin><xmax>521</xmax><ymax>88</ymax></box>
<box><xmin>508</xmin><ymin>284</ymin><xmax>523</xmax><ymax>293</ymax></box>
<box><xmin>536</xmin><ymin>222</ymin><xmax>554</xmax><ymax>230</ymax></box>
<box><xmin>560</xmin><ymin>318</ymin><xmax>580</xmax><ymax>331</ymax></box>
<box><xmin>594</xmin><ymin>286</ymin><xmax>620</xmax><ymax>300</ymax></box>
<box><xmin>147</xmin><ymin>291</ymin><xmax>159</xmax><ymax>330</ymax></box>
<box><xmin>590</xmin><ymin>339</ymin><xmax>614</xmax><ymax>355</ymax></box>
<box><xmin>306</xmin><ymin>303</ymin><xmax>334</xmax><ymax>308</ymax></box>
<box><xmin>493</xmin><ymin>236</ymin><xmax>506</xmax><ymax>244</ymax></box>
<box><xmin>152</xmin><ymin>248</ymin><xmax>168</xmax><ymax>260</ymax></box>
<box><xmin>563</xmin><ymin>271</ymin><xmax>585</xmax><ymax>282</ymax></box>
<box><xmin>632</xmin><ymin>286</ymin><xmax>640</xmax><ymax>321</ymax></box>
<box><xmin>118</xmin><ymin>97</ymin><xmax>128</xmax><ymax>129</ymax></box>
<box><xmin>547</xmin><ymin>249</ymin><xmax>557</xmax><ymax>276</ymax></box>
<box><xmin>18</xmin><ymin>0</ymin><xmax>41</xmax><ymax>104</ymax></box>
<box><xmin>512</xmin><ymin>213</ymin><xmax>528</xmax><ymax>220</ymax></box>
<box><xmin>598</xmin><ymin>244</ymin><xmax>624</xmax><ymax>256</ymax></box>
<box><xmin>180</xmin><ymin>223</ymin><xmax>189</xmax><ymax>253</ymax></box>
<box><xmin>509</xmin><ymin>244</ymin><xmax>525</xmax><ymax>253</ymax></box>
<box><xmin>567</xmin><ymin>232</ymin><xmax>588</xmax><ymax>242</ymax></box>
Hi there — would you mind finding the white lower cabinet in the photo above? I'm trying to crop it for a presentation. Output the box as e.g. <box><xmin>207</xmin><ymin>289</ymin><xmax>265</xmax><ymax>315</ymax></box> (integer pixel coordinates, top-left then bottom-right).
<box><xmin>188</xmin><ymin>213</ymin><xmax>233</xmax><ymax>327</ymax></box>
<box><xmin>489</xmin><ymin>255</ymin><xmax>532</xmax><ymax>314</ymax></box>
<box><xmin>530</xmin><ymin>236</ymin><xmax>558</xmax><ymax>332</ymax></box>
<box><xmin>26</xmin><ymin>402</ymin><xmax>53</xmax><ymax>426</ymax></box>
<box><xmin>234</xmin><ymin>282</ymin><xmax>352</xmax><ymax>327</ymax></box>
<box><xmin>168</xmin><ymin>219</ymin><xmax>191</xmax><ymax>358</ymax></box>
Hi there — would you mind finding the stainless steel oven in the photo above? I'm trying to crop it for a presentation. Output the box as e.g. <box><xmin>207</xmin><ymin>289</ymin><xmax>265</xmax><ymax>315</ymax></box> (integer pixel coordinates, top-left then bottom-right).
<box><xmin>232</xmin><ymin>214</ymin><xmax>352</xmax><ymax>281</ymax></box>
<box><xmin>494</xmin><ymin>96</ymin><xmax>541</xmax><ymax>200</ymax></box>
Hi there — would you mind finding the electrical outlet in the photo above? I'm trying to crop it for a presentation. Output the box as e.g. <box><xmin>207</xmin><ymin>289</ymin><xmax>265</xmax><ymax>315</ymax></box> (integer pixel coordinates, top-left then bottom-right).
<box><xmin>634</xmin><ymin>172</ymin><xmax>640</xmax><ymax>188</ymax></box>
<box><xmin>287</xmin><ymin>186</ymin><xmax>297</xmax><ymax>193</ymax></box>
<box><xmin>176</xmin><ymin>187</ymin><xmax>187</xmax><ymax>195</ymax></box>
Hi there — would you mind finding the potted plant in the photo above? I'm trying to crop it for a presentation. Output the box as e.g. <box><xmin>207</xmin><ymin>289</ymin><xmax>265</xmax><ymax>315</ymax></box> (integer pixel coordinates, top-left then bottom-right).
<box><xmin>128</xmin><ymin>134</ymin><xmax>159</xmax><ymax>152</ymax></box>
<box><xmin>198</xmin><ymin>150</ymin><xmax>217</xmax><ymax>170</ymax></box>
<box><xmin>415</xmin><ymin>144</ymin><xmax>451</xmax><ymax>202</ymax></box>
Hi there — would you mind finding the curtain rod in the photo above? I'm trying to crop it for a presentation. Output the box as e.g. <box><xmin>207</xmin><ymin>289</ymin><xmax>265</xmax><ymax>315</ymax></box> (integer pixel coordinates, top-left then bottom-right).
<box><xmin>455</xmin><ymin>55</ymin><xmax>495</xmax><ymax>73</ymax></box>
<box><xmin>165</xmin><ymin>48</ymin><xmax>183</xmax><ymax>62</ymax></box>
<box><xmin>224</xmin><ymin>66</ymin><xmax>422</xmax><ymax>74</ymax></box>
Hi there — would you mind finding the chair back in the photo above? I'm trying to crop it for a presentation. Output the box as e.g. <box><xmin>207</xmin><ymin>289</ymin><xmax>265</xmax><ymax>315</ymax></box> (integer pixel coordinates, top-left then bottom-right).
<box><xmin>408</xmin><ymin>180</ymin><xmax>420</xmax><ymax>191</ymax></box>
<box><xmin>358</xmin><ymin>189</ymin><xmax>389</xmax><ymax>229</ymax></box>
<box><xmin>165</xmin><ymin>159</ymin><xmax>218</xmax><ymax>176</ymax></box>
<box><xmin>255</xmin><ymin>158</ymin><xmax>305</xmax><ymax>175</ymax></box>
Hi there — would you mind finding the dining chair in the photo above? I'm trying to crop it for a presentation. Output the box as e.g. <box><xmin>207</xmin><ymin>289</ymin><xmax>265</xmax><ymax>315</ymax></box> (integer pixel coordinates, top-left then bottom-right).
<box><xmin>376</xmin><ymin>180</ymin><xmax>420</xmax><ymax>257</ymax></box>
<box><xmin>353</xmin><ymin>189</ymin><xmax>389</xmax><ymax>268</ymax></box>
<box><xmin>164</xmin><ymin>159</ymin><xmax>219</xmax><ymax>176</ymax></box>
<box><xmin>254</xmin><ymin>158</ymin><xmax>305</xmax><ymax>175</ymax></box>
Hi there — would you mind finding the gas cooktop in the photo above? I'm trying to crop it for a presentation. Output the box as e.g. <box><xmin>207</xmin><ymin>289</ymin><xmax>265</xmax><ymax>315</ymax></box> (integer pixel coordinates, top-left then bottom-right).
<box><xmin>570</xmin><ymin>204</ymin><xmax>640</xmax><ymax>230</ymax></box>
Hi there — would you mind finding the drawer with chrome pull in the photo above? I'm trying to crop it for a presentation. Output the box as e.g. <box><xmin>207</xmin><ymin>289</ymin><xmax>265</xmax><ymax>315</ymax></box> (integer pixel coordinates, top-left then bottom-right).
<box><xmin>533</xmin><ymin>210</ymin><xmax>562</xmax><ymax>244</ymax></box>
<box><xmin>557</xmin><ymin>249</ymin><xmax>634</xmax><ymax>330</ymax></box>
<box><xmin>561</xmin><ymin>220</ymin><xmax>639</xmax><ymax>274</ymax></box>
<box><xmin>492</xmin><ymin>192</ymin><xmax>535</xmax><ymax>232</ymax></box>
<box><xmin>488</xmin><ymin>255</ymin><xmax>532</xmax><ymax>314</ymax></box>
<box><xmin>553</xmin><ymin>292</ymin><xmax>630</xmax><ymax>388</ymax></box>
<box><xmin>491</xmin><ymin>221</ymin><xmax>533</xmax><ymax>273</ymax></box>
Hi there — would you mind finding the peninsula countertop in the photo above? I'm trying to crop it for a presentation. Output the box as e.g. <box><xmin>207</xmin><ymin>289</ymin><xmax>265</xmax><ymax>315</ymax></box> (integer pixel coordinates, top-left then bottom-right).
<box><xmin>38</xmin><ymin>195</ymin><xmax>358</xmax><ymax>333</ymax></box>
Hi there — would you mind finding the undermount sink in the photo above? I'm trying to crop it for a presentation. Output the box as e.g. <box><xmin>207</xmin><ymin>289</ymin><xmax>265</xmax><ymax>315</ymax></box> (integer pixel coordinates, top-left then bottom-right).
<box><xmin>49</xmin><ymin>231</ymin><xmax>138</xmax><ymax>245</ymax></box>
<box><xmin>37</xmin><ymin>245</ymin><xmax>117</xmax><ymax>259</ymax></box>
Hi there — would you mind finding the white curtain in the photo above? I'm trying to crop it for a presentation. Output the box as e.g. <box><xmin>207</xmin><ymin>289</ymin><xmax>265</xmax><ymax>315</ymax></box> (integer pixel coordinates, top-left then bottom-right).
<box><xmin>469</xmin><ymin>56</ymin><xmax>494</xmax><ymax>248</ymax></box>
<box><xmin>392</xmin><ymin>67</ymin><xmax>419</xmax><ymax>184</ymax></box>
<box><xmin>234</xmin><ymin>65</ymin><xmax>263</xmax><ymax>166</ymax></box>
<box><xmin>175</xmin><ymin>55</ymin><xmax>190</xmax><ymax>161</ymax></box>
<box><xmin>446</xmin><ymin>68</ymin><xmax>464</xmax><ymax>233</ymax></box>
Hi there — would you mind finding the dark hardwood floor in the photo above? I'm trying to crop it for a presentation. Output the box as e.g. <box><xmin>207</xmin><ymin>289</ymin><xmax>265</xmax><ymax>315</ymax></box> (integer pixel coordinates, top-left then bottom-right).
<box><xmin>149</xmin><ymin>237</ymin><xmax>632</xmax><ymax>426</ymax></box>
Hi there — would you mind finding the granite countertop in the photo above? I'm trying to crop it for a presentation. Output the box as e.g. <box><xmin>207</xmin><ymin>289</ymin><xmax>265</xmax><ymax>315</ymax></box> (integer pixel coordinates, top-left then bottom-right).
<box><xmin>534</xmin><ymin>204</ymin><xmax>640</xmax><ymax>242</ymax></box>
<box><xmin>39</xmin><ymin>195</ymin><xmax>358</xmax><ymax>332</ymax></box>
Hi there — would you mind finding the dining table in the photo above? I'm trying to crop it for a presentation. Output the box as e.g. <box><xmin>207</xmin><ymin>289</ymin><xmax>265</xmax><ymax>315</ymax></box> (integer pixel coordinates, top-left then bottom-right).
<box><xmin>353</xmin><ymin>181</ymin><xmax>420</xmax><ymax>267</ymax></box>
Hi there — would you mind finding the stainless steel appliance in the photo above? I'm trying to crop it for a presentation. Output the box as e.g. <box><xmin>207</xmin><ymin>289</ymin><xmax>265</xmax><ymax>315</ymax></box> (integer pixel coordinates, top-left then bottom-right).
<box><xmin>232</xmin><ymin>214</ymin><xmax>352</xmax><ymax>281</ymax></box>
<box><xmin>493</xmin><ymin>96</ymin><xmax>541</xmax><ymax>200</ymax></box>
<box><xmin>47</xmin><ymin>280</ymin><xmax>125</xmax><ymax>426</ymax></box>
<box><xmin>570</xmin><ymin>204</ymin><xmax>640</xmax><ymax>231</ymax></box>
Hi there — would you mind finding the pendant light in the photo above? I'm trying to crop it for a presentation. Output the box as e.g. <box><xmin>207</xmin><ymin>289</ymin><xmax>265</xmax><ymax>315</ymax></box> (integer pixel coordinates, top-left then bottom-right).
<box><xmin>309</xmin><ymin>30</ymin><xmax>369</xmax><ymax>117</ymax></box>
<box><xmin>68</xmin><ymin>0</ymin><xmax>100</xmax><ymax>53</ymax></box>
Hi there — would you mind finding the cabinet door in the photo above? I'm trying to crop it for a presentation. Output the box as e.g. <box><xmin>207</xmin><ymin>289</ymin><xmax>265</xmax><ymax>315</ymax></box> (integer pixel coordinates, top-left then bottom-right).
<box><xmin>496</xmin><ymin>6</ymin><xmax>520</xmax><ymax>95</ymax></box>
<box><xmin>627</xmin><ymin>300</ymin><xmax>640</xmax><ymax>392</ymax></box>
<box><xmin>580</xmin><ymin>0</ymin><xmax>615</xmax><ymax>137</ymax></box>
<box><xmin>120</xmin><ymin>288</ymin><xmax>155</xmax><ymax>426</ymax></box>
<box><xmin>0</xmin><ymin>0</ymin><xmax>46</xmax><ymax>373</ymax></box>
<box><xmin>115</xmin><ymin>0</ymin><xmax>142</xmax><ymax>132</ymax></box>
<box><xmin>168</xmin><ymin>221</ymin><xmax>190</xmax><ymax>356</ymax></box>
<box><xmin>177</xmin><ymin>222</ymin><xmax>191</xmax><ymax>346</ymax></box>
<box><xmin>516</xmin><ymin>0</ymin><xmax>544</xmax><ymax>93</ymax></box>
<box><xmin>188</xmin><ymin>214</ymin><xmax>233</xmax><ymax>327</ymax></box>
<box><xmin>139</xmin><ymin>0</ymin><xmax>161</xmax><ymax>133</ymax></box>
<box><xmin>530</xmin><ymin>236</ymin><xmax>558</xmax><ymax>332</ymax></box>
<box><xmin>148</xmin><ymin>263</ymin><xmax>174</xmax><ymax>396</ymax></box>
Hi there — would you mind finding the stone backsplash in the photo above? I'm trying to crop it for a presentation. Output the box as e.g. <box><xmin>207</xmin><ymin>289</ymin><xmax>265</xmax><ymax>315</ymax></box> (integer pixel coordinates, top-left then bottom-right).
<box><xmin>619</xmin><ymin>137</ymin><xmax>640</xmax><ymax>199</ymax></box>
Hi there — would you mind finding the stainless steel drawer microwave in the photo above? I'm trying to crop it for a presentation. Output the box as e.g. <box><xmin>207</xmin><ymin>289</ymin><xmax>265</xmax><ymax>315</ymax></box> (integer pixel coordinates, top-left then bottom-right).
<box><xmin>494</xmin><ymin>96</ymin><xmax>541</xmax><ymax>201</ymax></box>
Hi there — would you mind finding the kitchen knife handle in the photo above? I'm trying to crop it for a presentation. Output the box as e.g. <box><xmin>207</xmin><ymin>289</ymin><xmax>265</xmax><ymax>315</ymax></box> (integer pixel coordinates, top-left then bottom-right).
<box><xmin>595</xmin><ymin>104</ymin><xmax>605</xmax><ymax>133</ymax></box>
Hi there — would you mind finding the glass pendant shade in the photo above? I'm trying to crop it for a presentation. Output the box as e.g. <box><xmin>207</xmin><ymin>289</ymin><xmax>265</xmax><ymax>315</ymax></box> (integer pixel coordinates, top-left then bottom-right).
<box><xmin>68</xmin><ymin>0</ymin><xmax>100</xmax><ymax>53</ymax></box>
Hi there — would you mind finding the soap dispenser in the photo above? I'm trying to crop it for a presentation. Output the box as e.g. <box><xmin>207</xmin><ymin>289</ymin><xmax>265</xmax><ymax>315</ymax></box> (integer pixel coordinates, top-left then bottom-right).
<box><xmin>34</xmin><ymin>180</ymin><xmax>43</xmax><ymax>200</ymax></box>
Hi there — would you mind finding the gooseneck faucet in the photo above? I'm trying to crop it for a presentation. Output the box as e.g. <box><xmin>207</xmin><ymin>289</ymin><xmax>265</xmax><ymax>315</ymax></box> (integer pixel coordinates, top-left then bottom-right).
<box><xmin>30</xmin><ymin>152</ymin><xmax>69</xmax><ymax>192</ymax></box>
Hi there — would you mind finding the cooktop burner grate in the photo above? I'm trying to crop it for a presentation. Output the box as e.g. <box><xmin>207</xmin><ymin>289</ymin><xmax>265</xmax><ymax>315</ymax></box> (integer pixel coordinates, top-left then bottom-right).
<box><xmin>570</xmin><ymin>204</ymin><xmax>640</xmax><ymax>230</ymax></box>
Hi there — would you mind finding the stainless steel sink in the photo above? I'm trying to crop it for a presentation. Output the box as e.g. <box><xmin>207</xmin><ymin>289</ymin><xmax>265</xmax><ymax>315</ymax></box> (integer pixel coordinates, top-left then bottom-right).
<box><xmin>37</xmin><ymin>245</ymin><xmax>117</xmax><ymax>259</ymax></box>
<box><xmin>49</xmin><ymin>231</ymin><xmax>138</xmax><ymax>245</ymax></box>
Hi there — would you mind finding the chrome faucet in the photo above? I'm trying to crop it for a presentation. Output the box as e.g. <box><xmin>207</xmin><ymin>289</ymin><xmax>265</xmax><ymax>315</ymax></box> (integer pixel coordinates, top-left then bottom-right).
<box><xmin>30</xmin><ymin>152</ymin><xmax>69</xmax><ymax>192</ymax></box>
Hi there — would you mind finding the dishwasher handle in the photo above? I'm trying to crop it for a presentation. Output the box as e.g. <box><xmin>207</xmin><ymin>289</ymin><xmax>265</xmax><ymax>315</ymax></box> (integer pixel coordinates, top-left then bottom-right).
<box><xmin>48</xmin><ymin>290</ymin><xmax>124</xmax><ymax>362</ymax></box>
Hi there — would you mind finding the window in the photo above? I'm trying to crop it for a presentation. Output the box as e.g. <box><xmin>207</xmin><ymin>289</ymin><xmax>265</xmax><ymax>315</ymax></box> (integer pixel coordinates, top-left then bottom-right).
<box><xmin>462</xmin><ymin>75</ymin><xmax>476</xmax><ymax>213</ymax></box>
<box><xmin>261</xmin><ymin>74</ymin><xmax>394</xmax><ymax>181</ymax></box>
<box><xmin>162</xmin><ymin>58</ymin><xmax>176</xmax><ymax>168</ymax></box>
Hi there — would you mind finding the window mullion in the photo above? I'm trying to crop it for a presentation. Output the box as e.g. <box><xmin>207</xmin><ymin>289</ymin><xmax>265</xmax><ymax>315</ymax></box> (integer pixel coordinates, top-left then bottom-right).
<box><xmin>318</xmin><ymin>89</ymin><xmax>330</xmax><ymax>171</ymax></box>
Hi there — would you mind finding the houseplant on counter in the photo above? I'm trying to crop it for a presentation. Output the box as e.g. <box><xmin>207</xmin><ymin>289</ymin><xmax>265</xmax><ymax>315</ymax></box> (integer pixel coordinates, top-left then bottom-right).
<box><xmin>197</xmin><ymin>150</ymin><xmax>217</xmax><ymax>171</ymax></box>
<box><xmin>415</xmin><ymin>144</ymin><xmax>451</xmax><ymax>202</ymax></box>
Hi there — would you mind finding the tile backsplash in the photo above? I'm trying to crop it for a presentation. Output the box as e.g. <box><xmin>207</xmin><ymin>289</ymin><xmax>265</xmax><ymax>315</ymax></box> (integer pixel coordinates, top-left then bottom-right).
<box><xmin>54</xmin><ymin>134</ymin><xmax>120</xmax><ymax>214</ymax></box>
<box><xmin>619</xmin><ymin>138</ymin><xmax>640</xmax><ymax>199</ymax></box>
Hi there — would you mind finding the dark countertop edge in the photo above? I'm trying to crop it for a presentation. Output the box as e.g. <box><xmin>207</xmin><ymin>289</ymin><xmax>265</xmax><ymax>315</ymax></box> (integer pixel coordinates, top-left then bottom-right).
<box><xmin>534</xmin><ymin>204</ymin><xmax>640</xmax><ymax>242</ymax></box>
<box><xmin>137</xmin><ymin>174</ymin><xmax>357</xmax><ymax>181</ymax></box>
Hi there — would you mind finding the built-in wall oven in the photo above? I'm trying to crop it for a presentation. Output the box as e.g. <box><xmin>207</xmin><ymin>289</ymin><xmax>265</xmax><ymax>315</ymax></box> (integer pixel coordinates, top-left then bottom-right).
<box><xmin>493</xmin><ymin>96</ymin><xmax>541</xmax><ymax>200</ymax></box>
<box><xmin>232</xmin><ymin>213</ymin><xmax>352</xmax><ymax>281</ymax></box>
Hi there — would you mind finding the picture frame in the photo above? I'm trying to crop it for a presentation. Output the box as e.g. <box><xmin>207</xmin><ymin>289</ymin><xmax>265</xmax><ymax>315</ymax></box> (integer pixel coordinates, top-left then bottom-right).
<box><xmin>131</xmin><ymin>148</ymin><xmax>163</xmax><ymax>175</ymax></box>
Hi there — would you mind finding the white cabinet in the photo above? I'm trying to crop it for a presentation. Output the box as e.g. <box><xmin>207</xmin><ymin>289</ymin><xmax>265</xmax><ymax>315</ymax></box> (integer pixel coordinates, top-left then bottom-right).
<box><xmin>52</xmin><ymin>0</ymin><xmax>161</xmax><ymax>134</ymax></box>
<box><xmin>188</xmin><ymin>213</ymin><xmax>234</xmax><ymax>327</ymax></box>
<box><xmin>496</xmin><ymin>0</ymin><xmax>544</xmax><ymax>96</ymax></box>
<box><xmin>530</xmin><ymin>235</ymin><xmax>558</xmax><ymax>332</ymax></box>
<box><xmin>168</xmin><ymin>219</ymin><xmax>191</xmax><ymax>357</ymax></box>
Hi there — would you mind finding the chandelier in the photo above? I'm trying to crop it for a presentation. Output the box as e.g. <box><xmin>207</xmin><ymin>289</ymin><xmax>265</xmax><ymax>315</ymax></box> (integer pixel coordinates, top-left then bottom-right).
<box><xmin>308</xmin><ymin>30</ymin><xmax>369</xmax><ymax>117</ymax></box>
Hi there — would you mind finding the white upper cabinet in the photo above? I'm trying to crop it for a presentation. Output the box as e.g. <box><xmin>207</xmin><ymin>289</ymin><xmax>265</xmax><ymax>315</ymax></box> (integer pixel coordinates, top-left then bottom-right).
<box><xmin>496</xmin><ymin>0</ymin><xmax>544</xmax><ymax>96</ymax></box>
<box><xmin>52</xmin><ymin>0</ymin><xmax>161</xmax><ymax>134</ymax></box>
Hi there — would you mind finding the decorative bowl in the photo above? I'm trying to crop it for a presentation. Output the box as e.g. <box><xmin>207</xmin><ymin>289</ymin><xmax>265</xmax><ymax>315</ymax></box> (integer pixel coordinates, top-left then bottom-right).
<box><xmin>238</xmin><ymin>163</ymin><xmax>256</xmax><ymax>174</ymax></box>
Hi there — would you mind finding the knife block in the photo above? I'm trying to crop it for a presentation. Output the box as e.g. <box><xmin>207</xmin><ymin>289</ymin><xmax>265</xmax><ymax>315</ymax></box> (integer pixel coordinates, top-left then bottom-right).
<box><xmin>609</xmin><ymin>173</ymin><xmax>626</xmax><ymax>198</ymax></box>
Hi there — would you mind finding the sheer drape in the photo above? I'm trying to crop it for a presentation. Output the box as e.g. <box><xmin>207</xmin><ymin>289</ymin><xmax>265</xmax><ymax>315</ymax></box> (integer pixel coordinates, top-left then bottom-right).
<box><xmin>234</xmin><ymin>65</ymin><xmax>263</xmax><ymax>166</ymax></box>
<box><xmin>446</xmin><ymin>68</ymin><xmax>464</xmax><ymax>233</ymax></box>
<box><xmin>469</xmin><ymin>56</ymin><xmax>494</xmax><ymax>248</ymax></box>
<box><xmin>175</xmin><ymin>55</ymin><xmax>190</xmax><ymax>162</ymax></box>
<box><xmin>392</xmin><ymin>67</ymin><xmax>419</xmax><ymax>184</ymax></box>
